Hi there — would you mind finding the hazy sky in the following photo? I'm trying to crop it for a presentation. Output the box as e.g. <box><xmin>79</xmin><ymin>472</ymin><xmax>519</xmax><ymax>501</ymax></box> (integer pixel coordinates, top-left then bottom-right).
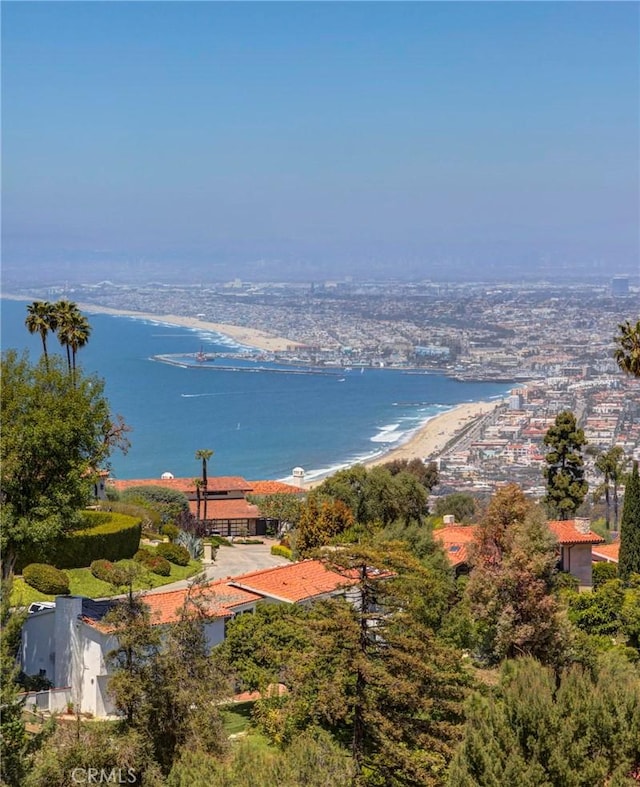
<box><xmin>2</xmin><ymin>2</ymin><xmax>639</xmax><ymax>282</ymax></box>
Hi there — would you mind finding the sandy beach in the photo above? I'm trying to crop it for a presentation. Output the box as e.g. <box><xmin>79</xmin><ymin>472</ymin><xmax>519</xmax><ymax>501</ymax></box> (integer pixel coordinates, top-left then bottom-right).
<box><xmin>2</xmin><ymin>295</ymin><xmax>302</xmax><ymax>352</ymax></box>
<box><xmin>75</xmin><ymin>303</ymin><xmax>307</xmax><ymax>352</ymax></box>
<box><xmin>302</xmin><ymin>399</ymin><xmax>501</xmax><ymax>488</ymax></box>
<box><xmin>4</xmin><ymin>293</ymin><xmax>502</xmax><ymax>480</ymax></box>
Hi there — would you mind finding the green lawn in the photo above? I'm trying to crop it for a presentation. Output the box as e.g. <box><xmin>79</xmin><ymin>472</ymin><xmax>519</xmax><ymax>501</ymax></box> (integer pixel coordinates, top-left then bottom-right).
<box><xmin>221</xmin><ymin>701</ymin><xmax>255</xmax><ymax>736</ymax></box>
<box><xmin>11</xmin><ymin>559</ymin><xmax>203</xmax><ymax>606</ymax></box>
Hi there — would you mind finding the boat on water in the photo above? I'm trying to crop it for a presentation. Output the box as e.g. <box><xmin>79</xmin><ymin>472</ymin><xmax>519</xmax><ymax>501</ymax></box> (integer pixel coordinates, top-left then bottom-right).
<box><xmin>195</xmin><ymin>346</ymin><xmax>207</xmax><ymax>362</ymax></box>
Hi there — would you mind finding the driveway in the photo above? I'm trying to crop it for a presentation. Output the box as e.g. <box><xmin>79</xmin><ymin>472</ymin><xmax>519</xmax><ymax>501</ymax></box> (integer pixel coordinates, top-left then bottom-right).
<box><xmin>145</xmin><ymin>538</ymin><xmax>291</xmax><ymax>594</ymax></box>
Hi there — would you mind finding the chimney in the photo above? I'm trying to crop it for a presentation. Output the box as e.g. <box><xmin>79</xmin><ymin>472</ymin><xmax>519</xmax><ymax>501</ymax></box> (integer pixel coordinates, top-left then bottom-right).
<box><xmin>292</xmin><ymin>467</ymin><xmax>305</xmax><ymax>488</ymax></box>
<box><xmin>443</xmin><ymin>514</ymin><xmax>456</xmax><ymax>526</ymax></box>
<box><xmin>574</xmin><ymin>517</ymin><xmax>590</xmax><ymax>534</ymax></box>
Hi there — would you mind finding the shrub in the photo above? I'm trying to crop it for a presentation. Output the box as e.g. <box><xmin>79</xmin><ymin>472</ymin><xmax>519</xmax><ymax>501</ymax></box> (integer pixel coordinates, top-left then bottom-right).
<box><xmin>161</xmin><ymin>524</ymin><xmax>180</xmax><ymax>542</ymax></box>
<box><xmin>99</xmin><ymin>501</ymin><xmax>161</xmax><ymax>531</ymax></box>
<box><xmin>270</xmin><ymin>545</ymin><xmax>293</xmax><ymax>561</ymax></box>
<box><xmin>120</xmin><ymin>485</ymin><xmax>189</xmax><ymax>524</ymax></box>
<box><xmin>23</xmin><ymin>564</ymin><xmax>70</xmax><ymax>595</ymax></box>
<box><xmin>16</xmin><ymin>512</ymin><xmax>142</xmax><ymax>571</ymax></box>
<box><xmin>156</xmin><ymin>542</ymin><xmax>191</xmax><ymax>566</ymax></box>
<box><xmin>90</xmin><ymin>559</ymin><xmax>128</xmax><ymax>586</ymax></box>
<box><xmin>132</xmin><ymin>548</ymin><xmax>171</xmax><ymax>576</ymax></box>
<box><xmin>144</xmin><ymin>555</ymin><xmax>171</xmax><ymax>576</ymax></box>
<box><xmin>593</xmin><ymin>561</ymin><xmax>618</xmax><ymax>590</ymax></box>
<box><xmin>554</xmin><ymin>571</ymin><xmax>580</xmax><ymax>593</ymax></box>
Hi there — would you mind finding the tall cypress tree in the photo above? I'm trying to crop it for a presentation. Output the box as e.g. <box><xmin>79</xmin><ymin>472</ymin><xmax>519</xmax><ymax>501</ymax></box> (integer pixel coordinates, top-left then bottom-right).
<box><xmin>543</xmin><ymin>410</ymin><xmax>588</xmax><ymax>520</ymax></box>
<box><xmin>619</xmin><ymin>461</ymin><xmax>640</xmax><ymax>582</ymax></box>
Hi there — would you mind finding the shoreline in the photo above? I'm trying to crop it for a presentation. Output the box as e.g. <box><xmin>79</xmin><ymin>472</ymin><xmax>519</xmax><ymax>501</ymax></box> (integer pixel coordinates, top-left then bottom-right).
<box><xmin>1</xmin><ymin>294</ymin><xmax>303</xmax><ymax>353</ymax></box>
<box><xmin>300</xmin><ymin>398</ymin><xmax>502</xmax><ymax>489</ymax></box>
<box><xmin>3</xmin><ymin>293</ymin><xmax>505</xmax><ymax>484</ymax></box>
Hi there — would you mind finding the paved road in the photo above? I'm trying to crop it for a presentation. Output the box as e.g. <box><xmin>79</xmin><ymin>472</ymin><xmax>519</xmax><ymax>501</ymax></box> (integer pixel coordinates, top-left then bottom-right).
<box><xmin>145</xmin><ymin>538</ymin><xmax>291</xmax><ymax>594</ymax></box>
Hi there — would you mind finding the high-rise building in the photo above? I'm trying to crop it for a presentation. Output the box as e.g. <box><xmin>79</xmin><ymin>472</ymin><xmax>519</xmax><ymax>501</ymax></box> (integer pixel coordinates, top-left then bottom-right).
<box><xmin>611</xmin><ymin>276</ymin><xmax>630</xmax><ymax>297</ymax></box>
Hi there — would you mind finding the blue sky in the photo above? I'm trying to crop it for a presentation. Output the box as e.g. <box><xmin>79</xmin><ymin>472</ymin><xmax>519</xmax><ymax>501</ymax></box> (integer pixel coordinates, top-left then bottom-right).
<box><xmin>2</xmin><ymin>2</ymin><xmax>638</xmax><ymax>282</ymax></box>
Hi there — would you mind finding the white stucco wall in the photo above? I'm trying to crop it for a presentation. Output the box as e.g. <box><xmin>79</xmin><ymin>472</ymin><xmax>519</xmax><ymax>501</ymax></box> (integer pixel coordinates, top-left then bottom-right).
<box><xmin>78</xmin><ymin>624</ymin><xmax>117</xmax><ymax>716</ymax></box>
<box><xmin>21</xmin><ymin>609</ymin><xmax>55</xmax><ymax>681</ymax></box>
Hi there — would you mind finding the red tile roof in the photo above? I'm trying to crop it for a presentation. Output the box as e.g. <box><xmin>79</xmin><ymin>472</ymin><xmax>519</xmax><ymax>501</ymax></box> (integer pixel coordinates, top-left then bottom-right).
<box><xmin>229</xmin><ymin>559</ymin><xmax>355</xmax><ymax>603</ymax></box>
<box><xmin>592</xmin><ymin>542</ymin><xmax>620</xmax><ymax>563</ymax></box>
<box><xmin>109</xmin><ymin>476</ymin><xmax>252</xmax><ymax>494</ymax></box>
<box><xmin>81</xmin><ymin>580</ymin><xmax>261</xmax><ymax>630</ymax></box>
<box><xmin>248</xmin><ymin>480</ymin><xmax>304</xmax><ymax>496</ymax></box>
<box><xmin>435</xmin><ymin>520</ymin><xmax>604</xmax><ymax>566</ymax></box>
<box><xmin>187</xmin><ymin>498</ymin><xmax>262</xmax><ymax>520</ymax></box>
<box><xmin>433</xmin><ymin>525</ymin><xmax>478</xmax><ymax>567</ymax></box>
<box><xmin>547</xmin><ymin>520</ymin><xmax>605</xmax><ymax>546</ymax></box>
<box><xmin>143</xmin><ymin>582</ymin><xmax>261</xmax><ymax>624</ymax></box>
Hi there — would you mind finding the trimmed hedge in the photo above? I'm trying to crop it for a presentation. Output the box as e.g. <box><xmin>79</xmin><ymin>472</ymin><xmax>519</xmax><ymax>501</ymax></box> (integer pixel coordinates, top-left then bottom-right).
<box><xmin>156</xmin><ymin>542</ymin><xmax>190</xmax><ymax>566</ymax></box>
<box><xmin>23</xmin><ymin>564</ymin><xmax>70</xmax><ymax>595</ymax></box>
<box><xmin>16</xmin><ymin>511</ymin><xmax>141</xmax><ymax>571</ymax></box>
<box><xmin>270</xmin><ymin>545</ymin><xmax>293</xmax><ymax>561</ymax></box>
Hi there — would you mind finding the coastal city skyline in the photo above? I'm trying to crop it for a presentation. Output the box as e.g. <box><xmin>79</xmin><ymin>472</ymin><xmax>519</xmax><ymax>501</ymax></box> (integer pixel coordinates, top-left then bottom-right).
<box><xmin>2</xmin><ymin>2</ymin><xmax>639</xmax><ymax>284</ymax></box>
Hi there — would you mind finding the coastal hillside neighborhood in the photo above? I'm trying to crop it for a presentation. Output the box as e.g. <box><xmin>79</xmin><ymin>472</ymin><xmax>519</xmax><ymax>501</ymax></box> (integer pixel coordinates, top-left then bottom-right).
<box><xmin>17</xmin><ymin>511</ymin><xmax>613</xmax><ymax>721</ymax></box>
<box><xmin>19</xmin><ymin>559</ymin><xmax>356</xmax><ymax>718</ymax></box>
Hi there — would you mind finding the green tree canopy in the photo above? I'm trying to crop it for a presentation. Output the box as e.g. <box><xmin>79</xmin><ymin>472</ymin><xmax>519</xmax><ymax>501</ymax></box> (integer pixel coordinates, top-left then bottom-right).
<box><xmin>382</xmin><ymin>457</ymin><xmax>439</xmax><ymax>492</ymax></box>
<box><xmin>448</xmin><ymin>654</ymin><xmax>640</xmax><ymax>786</ymax></box>
<box><xmin>120</xmin><ymin>485</ymin><xmax>190</xmax><ymax>525</ymax></box>
<box><xmin>466</xmin><ymin>486</ymin><xmax>569</xmax><ymax>665</ymax></box>
<box><xmin>434</xmin><ymin>493</ymin><xmax>478</xmax><ymax>524</ymax></box>
<box><xmin>312</xmin><ymin>464</ymin><xmax>429</xmax><ymax>529</ymax></box>
<box><xmin>0</xmin><ymin>351</ymin><xmax>129</xmax><ymax>577</ymax></box>
<box><xmin>106</xmin><ymin>585</ymin><xmax>228</xmax><ymax>775</ymax></box>
<box><xmin>543</xmin><ymin>410</ymin><xmax>589</xmax><ymax>520</ymax></box>
<box><xmin>228</xmin><ymin>544</ymin><xmax>469</xmax><ymax>785</ymax></box>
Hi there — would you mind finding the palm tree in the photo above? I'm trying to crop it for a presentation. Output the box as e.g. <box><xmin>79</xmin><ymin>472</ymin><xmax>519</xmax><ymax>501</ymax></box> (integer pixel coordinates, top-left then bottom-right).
<box><xmin>195</xmin><ymin>449</ymin><xmax>213</xmax><ymax>524</ymax></box>
<box><xmin>25</xmin><ymin>300</ymin><xmax>58</xmax><ymax>368</ymax></box>
<box><xmin>55</xmin><ymin>302</ymin><xmax>91</xmax><ymax>379</ymax></box>
<box><xmin>614</xmin><ymin>319</ymin><xmax>640</xmax><ymax>378</ymax></box>
<box><xmin>54</xmin><ymin>299</ymin><xmax>80</xmax><ymax>371</ymax></box>
<box><xmin>594</xmin><ymin>451</ymin><xmax>613</xmax><ymax>529</ymax></box>
<box><xmin>67</xmin><ymin>315</ymin><xmax>91</xmax><ymax>375</ymax></box>
<box><xmin>592</xmin><ymin>446</ymin><xmax>629</xmax><ymax>530</ymax></box>
<box><xmin>193</xmin><ymin>478</ymin><xmax>203</xmax><ymax>522</ymax></box>
<box><xmin>609</xmin><ymin>448</ymin><xmax>629</xmax><ymax>530</ymax></box>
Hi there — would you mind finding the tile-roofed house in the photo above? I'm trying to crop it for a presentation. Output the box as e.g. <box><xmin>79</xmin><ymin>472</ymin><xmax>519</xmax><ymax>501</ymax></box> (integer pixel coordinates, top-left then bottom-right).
<box><xmin>20</xmin><ymin>556</ymin><xmax>396</xmax><ymax>720</ymax></box>
<box><xmin>187</xmin><ymin>497</ymin><xmax>262</xmax><ymax>526</ymax></box>
<box><xmin>20</xmin><ymin>580</ymin><xmax>262</xmax><ymax>719</ymax></box>
<box><xmin>109</xmin><ymin>476</ymin><xmax>252</xmax><ymax>495</ymax></box>
<box><xmin>548</xmin><ymin>519</ymin><xmax>605</xmax><ymax>587</ymax></box>
<box><xmin>592</xmin><ymin>541</ymin><xmax>620</xmax><ymax>564</ymax></box>
<box><xmin>109</xmin><ymin>475</ymin><xmax>265</xmax><ymax>537</ymax></box>
<box><xmin>433</xmin><ymin>525</ymin><xmax>478</xmax><ymax>572</ymax></box>
<box><xmin>248</xmin><ymin>480</ymin><xmax>305</xmax><ymax>496</ymax></box>
<box><xmin>229</xmin><ymin>559</ymin><xmax>357</xmax><ymax>605</ymax></box>
<box><xmin>547</xmin><ymin>519</ymin><xmax>605</xmax><ymax>546</ymax></box>
<box><xmin>436</xmin><ymin>518</ymin><xmax>604</xmax><ymax>587</ymax></box>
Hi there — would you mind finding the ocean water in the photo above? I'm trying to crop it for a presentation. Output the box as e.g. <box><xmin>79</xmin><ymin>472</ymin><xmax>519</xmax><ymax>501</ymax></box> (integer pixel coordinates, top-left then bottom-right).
<box><xmin>1</xmin><ymin>298</ymin><xmax>510</xmax><ymax>482</ymax></box>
